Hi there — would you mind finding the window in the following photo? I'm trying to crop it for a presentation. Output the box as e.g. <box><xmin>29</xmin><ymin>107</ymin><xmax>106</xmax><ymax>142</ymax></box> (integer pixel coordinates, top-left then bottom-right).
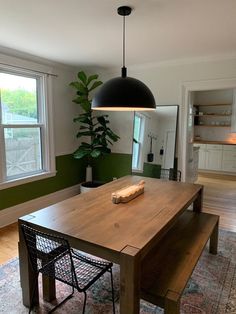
<box><xmin>132</xmin><ymin>114</ymin><xmax>144</xmax><ymax>170</ymax></box>
<box><xmin>0</xmin><ymin>66</ymin><xmax>55</xmax><ymax>188</ymax></box>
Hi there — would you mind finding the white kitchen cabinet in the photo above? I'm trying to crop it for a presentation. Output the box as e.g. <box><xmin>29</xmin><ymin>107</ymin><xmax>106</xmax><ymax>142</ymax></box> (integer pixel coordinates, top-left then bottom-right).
<box><xmin>222</xmin><ymin>145</ymin><xmax>236</xmax><ymax>151</ymax></box>
<box><xmin>194</xmin><ymin>143</ymin><xmax>236</xmax><ymax>173</ymax></box>
<box><xmin>195</xmin><ymin>144</ymin><xmax>222</xmax><ymax>170</ymax></box>
<box><xmin>222</xmin><ymin>146</ymin><xmax>236</xmax><ymax>172</ymax></box>
<box><xmin>205</xmin><ymin>148</ymin><xmax>222</xmax><ymax>170</ymax></box>
<box><xmin>198</xmin><ymin>144</ymin><xmax>206</xmax><ymax>169</ymax></box>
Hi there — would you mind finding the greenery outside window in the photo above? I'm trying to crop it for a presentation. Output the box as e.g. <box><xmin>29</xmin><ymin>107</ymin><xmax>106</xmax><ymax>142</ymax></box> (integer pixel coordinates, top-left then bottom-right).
<box><xmin>0</xmin><ymin>66</ymin><xmax>55</xmax><ymax>189</ymax></box>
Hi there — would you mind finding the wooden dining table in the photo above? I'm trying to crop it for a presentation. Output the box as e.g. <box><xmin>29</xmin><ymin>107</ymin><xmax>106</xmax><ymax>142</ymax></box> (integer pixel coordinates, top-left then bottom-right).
<box><xmin>18</xmin><ymin>175</ymin><xmax>203</xmax><ymax>313</ymax></box>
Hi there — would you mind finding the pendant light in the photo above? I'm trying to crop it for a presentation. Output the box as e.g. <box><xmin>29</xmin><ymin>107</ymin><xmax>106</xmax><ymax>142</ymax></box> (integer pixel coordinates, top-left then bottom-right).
<box><xmin>92</xmin><ymin>6</ymin><xmax>156</xmax><ymax>111</ymax></box>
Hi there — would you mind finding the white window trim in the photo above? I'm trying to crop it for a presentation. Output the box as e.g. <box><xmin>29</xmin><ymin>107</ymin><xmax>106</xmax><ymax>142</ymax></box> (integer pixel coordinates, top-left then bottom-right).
<box><xmin>132</xmin><ymin>113</ymin><xmax>145</xmax><ymax>172</ymax></box>
<box><xmin>0</xmin><ymin>65</ymin><xmax>56</xmax><ymax>190</ymax></box>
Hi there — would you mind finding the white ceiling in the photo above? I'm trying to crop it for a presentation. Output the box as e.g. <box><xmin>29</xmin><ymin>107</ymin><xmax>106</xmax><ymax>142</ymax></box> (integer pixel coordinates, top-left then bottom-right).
<box><xmin>1</xmin><ymin>0</ymin><xmax>236</xmax><ymax>68</ymax></box>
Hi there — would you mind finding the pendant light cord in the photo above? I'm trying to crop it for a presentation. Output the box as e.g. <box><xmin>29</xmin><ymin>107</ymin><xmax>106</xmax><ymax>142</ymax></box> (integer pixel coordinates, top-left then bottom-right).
<box><xmin>123</xmin><ymin>15</ymin><xmax>125</xmax><ymax>68</ymax></box>
<box><xmin>122</xmin><ymin>15</ymin><xmax>127</xmax><ymax>77</ymax></box>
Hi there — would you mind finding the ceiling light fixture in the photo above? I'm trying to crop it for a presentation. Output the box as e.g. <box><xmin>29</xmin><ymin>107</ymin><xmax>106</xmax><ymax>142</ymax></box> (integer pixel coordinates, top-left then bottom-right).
<box><xmin>92</xmin><ymin>6</ymin><xmax>156</xmax><ymax>111</ymax></box>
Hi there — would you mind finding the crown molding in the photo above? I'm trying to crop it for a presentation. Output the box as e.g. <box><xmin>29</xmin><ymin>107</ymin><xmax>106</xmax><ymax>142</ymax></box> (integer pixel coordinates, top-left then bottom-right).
<box><xmin>0</xmin><ymin>45</ymin><xmax>77</xmax><ymax>72</ymax></box>
<box><xmin>106</xmin><ymin>53</ymin><xmax>236</xmax><ymax>75</ymax></box>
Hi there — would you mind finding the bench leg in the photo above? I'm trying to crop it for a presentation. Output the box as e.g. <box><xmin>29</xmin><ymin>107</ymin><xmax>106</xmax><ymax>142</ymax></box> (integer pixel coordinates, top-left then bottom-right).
<box><xmin>209</xmin><ymin>220</ymin><xmax>219</xmax><ymax>255</ymax></box>
<box><xmin>165</xmin><ymin>291</ymin><xmax>180</xmax><ymax>314</ymax></box>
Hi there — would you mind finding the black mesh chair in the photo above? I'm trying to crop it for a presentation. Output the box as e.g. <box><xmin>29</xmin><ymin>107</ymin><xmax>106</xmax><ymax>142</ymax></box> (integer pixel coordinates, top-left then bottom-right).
<box><xmin>160</xmin><ymin>168</ymin><xmax>181</xmax><ymax>182</ymax></box>
<box><xmin>21</xmin><ymin>224</ymin><xmax>115</xmax><ymax>314</ymax></box>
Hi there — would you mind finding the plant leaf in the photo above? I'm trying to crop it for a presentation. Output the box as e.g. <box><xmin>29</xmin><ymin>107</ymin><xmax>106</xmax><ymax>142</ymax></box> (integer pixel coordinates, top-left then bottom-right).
<box><xmin>79</xmin><ymin>83</ymin><xmax>88</xmax><ymax>94</ymax></box>
<box><xmin>89</xmin><ymin>81</ymin><xmax>103</xmax><ymax>92</ymax></box>
<box><xmin>91</xmin><ymin>149</ymin><xmax>102</xmax><ymax>158</ymax></box>
<box><xmin>76</xmin><ymin>131</ymin><xmax>95</xmax><ymax>138</ymax></box>
<box><xmin>97</xmin><ymin>116</ymin><xmax>107</xmax><ymax>127</ymax></box>
<box><xmin>80</xmin><ymin>100</ymin><xmax>91</xmax><ymax>112</ymax></box>
<box><xmin>69</xmin><ymin>81</ymin><xmax>81</xmax><ymax>89</ymax></box>
<box><xmin>73</xmin><ymin>95</ymin><xmax>88</xmax><ymax>104</ymax></box>
<box><xmin>73</xmin><ymin>148</ymin><xmax>90</xmax><ymax>159</ymax></box>
<box><xmin>87</xmin><ymin>74</ymin><xmax>99</xmax><ymax>86</ymax></box>
<box><xmin>77</xmin><ymin>71</ymin><xmax>87</xmax><ymax>85</ymax></box>
<box><xmin>94</xmin><ymin>126</ymin><xmax>105</xmax><ymax>132</ymax></box>
<box><xmin>92</xmin><ymin>138</ymin><xmax>100</xmax><ymax>145</ymax></box>
<box><xmin>73</xmin><ymin>116</ymin><xmax>90</xmax><ymax>124</ymax></box>
<box><xmin>81</xmin><ymin>142</ymin><xmax>91</xmax><ymax>148</ymax></box>
<box><xmin>107</xmin><ymin>130</ymin><xmax>120</xmax><ymax>141</ymax></box>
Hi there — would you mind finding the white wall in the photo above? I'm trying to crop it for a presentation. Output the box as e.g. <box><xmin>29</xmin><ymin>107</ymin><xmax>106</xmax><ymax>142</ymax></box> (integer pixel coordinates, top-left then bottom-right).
<box><xmin>106</xmin><ymin>111</ymin><xmax>134</xmax><ymax>154</ymax></box>
<box><xmin>3</xmin><ymin>49</ymin><xmax>236</xmax><ymax>175</ymax></box>
<box><xmin>52</xmin><ymin>67</ymin><xmax>80</xmax><ymax>155</ymax></box>
<box><xmin>0</xmin><ymin>48</ymin><xmax>79</xmax><ymax>157</ymax></box>
<box><xmin>100</xmin><ymin>57</ymin><xmax>236</xmax><ymax>168</ymax></box>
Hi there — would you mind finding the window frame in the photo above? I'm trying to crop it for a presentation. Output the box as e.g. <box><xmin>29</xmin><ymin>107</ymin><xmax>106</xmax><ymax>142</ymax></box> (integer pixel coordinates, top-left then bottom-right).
<box><xmin>132</xmin><ymin>113</ymin><xmax>145</xmax><ymax>171</ymax></box>
<box><xmin>0</xmin><ymin>65</ymin><xmax>55</xmax><ymax>190</ymax></box>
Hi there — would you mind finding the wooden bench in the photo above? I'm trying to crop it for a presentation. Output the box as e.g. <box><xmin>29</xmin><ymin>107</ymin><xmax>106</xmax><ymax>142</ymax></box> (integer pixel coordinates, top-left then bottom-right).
<box><xmin>141</xmin><ymin>211</ymin><xmax>219</xmax><ymax>314</ymax></box>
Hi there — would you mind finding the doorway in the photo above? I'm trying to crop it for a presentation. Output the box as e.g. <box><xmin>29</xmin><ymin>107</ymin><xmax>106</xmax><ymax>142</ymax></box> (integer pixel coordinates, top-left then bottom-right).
<box><xmin>181</xmin><ymin>77</ymin><xmax>236</xmax><ymax>182</ymax></box>
<box><xmin>181</xmin><ymin>78</ymin><xmax>236</xmax><ymax>232</ymax></box>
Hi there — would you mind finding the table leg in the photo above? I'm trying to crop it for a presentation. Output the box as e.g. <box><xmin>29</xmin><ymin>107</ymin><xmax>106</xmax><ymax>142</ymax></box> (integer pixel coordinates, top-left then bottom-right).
<box><xmin>120</xmin><ymin>246</ymin><xmax>140</xmax><ymax>314</ymax></box>
<box><xmin>42</xmin><ymin>271</ymin><xmax>56</xmax><ymax>301</ymax></box>
<box><xmin>193</xmin><ymin>186</ymin><xmax>203</xmax><ymax>212</ymax></box>
<box><xmin>210</xmin><ymin>219</ymin><xmax>219</xmax><ymax>255</ymax></box>
<box><xmin>18</xmin><ymin>221</ymin><xmax>39</xmax><ymax>307</ymax></box>
<box><xmin>165</xmin><ymin>291</ymin><xmax>180</xmax><ymax>314</ymax></box>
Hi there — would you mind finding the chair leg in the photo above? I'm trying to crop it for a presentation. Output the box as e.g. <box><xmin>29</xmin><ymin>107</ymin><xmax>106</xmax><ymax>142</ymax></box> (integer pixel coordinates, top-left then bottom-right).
<box><xmin>82</xmin><ymin>291</ymin><xmax>87</xmax><ymax>314</ymax></box>
<box><xmin>48</xmin><ymin>286</ymin><xmax>74</xmax><ymax>313</ymax></box>
<box><xmin>29</xmin><ymin>273</ymin><xmax>39</xmax><ymax>314</ymax></box>
<box><xmin>110</xmin><ymin>269</ymin><xmax>116</xmax><ymax>314</ymax></box>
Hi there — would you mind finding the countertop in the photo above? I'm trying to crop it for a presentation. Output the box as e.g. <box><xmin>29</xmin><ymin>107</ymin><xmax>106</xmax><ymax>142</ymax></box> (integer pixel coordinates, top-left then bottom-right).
<box><xmin>194</xmin><ymin>140</ymin><xmax>236</xmax><ymax>145</ymax></box>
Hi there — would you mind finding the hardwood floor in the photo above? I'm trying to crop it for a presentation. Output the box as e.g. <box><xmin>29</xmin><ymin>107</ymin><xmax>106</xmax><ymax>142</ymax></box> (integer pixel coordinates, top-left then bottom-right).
<box><xmin>0</xmin><ymin>222</ymin><xmax>18</xmax><ymax>265</ymax></box>
<box><xmin>0</xmin><ymin>173</ymin><xmax>236</xmax><ymax>265</ymax></box>
<box><xmin>197</xmin><ymin>172</ymin><xmax>236</xmax><ymax>232</ymax></box>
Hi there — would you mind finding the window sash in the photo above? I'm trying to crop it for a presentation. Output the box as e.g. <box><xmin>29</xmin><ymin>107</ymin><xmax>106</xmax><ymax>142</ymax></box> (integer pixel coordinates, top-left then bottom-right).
<box><xmin>3</xmin><ymin>125</ymin><xmax>44</xmax><ymax>181</ymax></box>
<box><xmin>132</xmin><ymin>142</ymin><xmax>141</xmax><ymax>170</ymax></box>
<box><xmin>0</xmin><ymin>65</ymin><xmax>55</xmax><ymax>188</ymax></box>
<box><xmin>132</xmin><ymin>114</ymin><xmax>144</xmax><ymax>170</ymax></box>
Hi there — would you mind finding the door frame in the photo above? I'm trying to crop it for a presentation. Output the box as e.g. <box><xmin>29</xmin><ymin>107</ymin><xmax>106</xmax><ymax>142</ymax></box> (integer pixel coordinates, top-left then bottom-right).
<box><xmin>163</xmin><ymin>129</ymin><xmax>176</xmax><ymax>169</ymax></box>
<box><xmin>181</xmin><ymin>77</ymin><xmax>236</xmax><ymax>181</ymax></box>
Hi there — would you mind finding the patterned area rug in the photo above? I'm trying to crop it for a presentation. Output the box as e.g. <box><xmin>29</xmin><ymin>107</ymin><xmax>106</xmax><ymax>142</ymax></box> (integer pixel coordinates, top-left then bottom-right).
<box><xmin>0</xmin><ymin>230</ymin><xmax>236</xmax><ymax>314</ymax></box>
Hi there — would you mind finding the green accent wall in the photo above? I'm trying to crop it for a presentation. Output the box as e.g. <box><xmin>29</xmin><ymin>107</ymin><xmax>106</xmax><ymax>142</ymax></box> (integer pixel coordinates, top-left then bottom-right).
<box><xmin>92</xmin><ymin>153</ymin><xmax>132</xmax><ymax>183</ymax></box>
<box><xmin>0</xmin><ymin>152</ymin><xmax>132</xmax><ymax>211</ymax></box>
<box><xmin>0</xmin><ymin>154</ymin><xmax>86</xmax><ymax>210</ymax></box>
<box><xmin>133</xmin><ymin>162</ymin><xmax>161</xmax><ymax>178</ymax></box>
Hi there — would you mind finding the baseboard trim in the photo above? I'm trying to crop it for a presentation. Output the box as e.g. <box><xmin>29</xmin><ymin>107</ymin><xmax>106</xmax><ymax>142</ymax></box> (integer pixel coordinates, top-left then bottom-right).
<box><xmin>0</xmin><ymin>184</ymin><xmax>80</xmax><ymax>228</ymax></box>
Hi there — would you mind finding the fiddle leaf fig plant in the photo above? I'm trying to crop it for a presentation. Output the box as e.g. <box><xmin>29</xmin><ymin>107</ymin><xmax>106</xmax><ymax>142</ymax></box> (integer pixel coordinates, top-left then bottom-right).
<box><xmin>69</xmin><ymin>71</ymin><xmax>120</xmax><ymax>166</ymax></box>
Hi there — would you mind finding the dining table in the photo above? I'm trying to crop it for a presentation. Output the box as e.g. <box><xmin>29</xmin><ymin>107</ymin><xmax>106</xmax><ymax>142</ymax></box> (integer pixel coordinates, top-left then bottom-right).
<box><xmin>18</xmin><ymin>175</ymin><xmax>203</xmax><ymax>314</ymax></box>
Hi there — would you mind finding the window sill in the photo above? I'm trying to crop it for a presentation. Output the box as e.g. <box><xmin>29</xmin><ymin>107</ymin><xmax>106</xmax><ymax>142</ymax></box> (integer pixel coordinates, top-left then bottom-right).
<box><xmin>132</xmin><ymin>168</ymin><xmax>143</xmax><ymax>173</ymax></box>
<box><xmin>0</xmin><ymin>171</ymin><xmax>57</xmax><ymax>190</ymax></box>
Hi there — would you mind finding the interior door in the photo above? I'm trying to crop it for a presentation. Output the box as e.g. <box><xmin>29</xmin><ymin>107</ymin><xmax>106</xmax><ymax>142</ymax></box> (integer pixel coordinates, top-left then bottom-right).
<box><xmin>163</xmin><ymin>130</ymin><xmax>175</xmax><ymax>169</ymax></box>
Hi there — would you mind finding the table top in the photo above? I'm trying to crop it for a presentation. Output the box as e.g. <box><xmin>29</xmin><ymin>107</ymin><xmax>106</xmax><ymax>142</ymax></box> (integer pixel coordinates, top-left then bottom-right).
<box><xmin>19</xmin><ymin>176</ymin><xmax>202</xmax><ymax>260</ymax></box>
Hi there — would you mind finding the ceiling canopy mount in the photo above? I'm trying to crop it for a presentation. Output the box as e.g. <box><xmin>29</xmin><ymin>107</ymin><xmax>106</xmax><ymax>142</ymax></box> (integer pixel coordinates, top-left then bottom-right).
<box><xmin>117</xmin><ymin>6</ymin><xmax>132</xmax><ymax>16</ymax></box>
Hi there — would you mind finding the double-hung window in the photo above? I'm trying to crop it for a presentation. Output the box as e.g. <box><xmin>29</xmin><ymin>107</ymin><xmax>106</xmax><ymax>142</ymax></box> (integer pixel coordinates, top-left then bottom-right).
<box><xmin>0</xmin><ymin>66</ymin><xmax>55</xmax><ymax>189</ymax></box>
<box><xmin>132</xmin><ymin>113</ymin><xmax>144</xmax><ymax>170</ymax></box>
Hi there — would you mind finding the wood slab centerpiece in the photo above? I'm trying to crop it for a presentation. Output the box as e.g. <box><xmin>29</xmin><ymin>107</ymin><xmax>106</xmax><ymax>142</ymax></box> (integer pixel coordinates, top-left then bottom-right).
<box><xmin>111</xmin><ymin>180</ymin><xmax>145</xmax><ymax>204</ymax></box>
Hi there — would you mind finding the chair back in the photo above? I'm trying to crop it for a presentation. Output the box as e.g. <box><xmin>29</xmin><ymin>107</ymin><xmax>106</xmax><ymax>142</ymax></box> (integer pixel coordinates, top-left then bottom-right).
<box><xmin>160</xmin><ymin>168</ymin><xmax>181</xmax><ymax>181</ymax></box>
<box><xmin>21</xmin><ymin>224</ymin><xmax>70</xmax><ymax>272</ymax></box>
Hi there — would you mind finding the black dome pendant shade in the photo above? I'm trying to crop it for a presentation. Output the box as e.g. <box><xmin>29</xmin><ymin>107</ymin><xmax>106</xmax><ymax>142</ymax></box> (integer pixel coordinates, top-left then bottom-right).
<box><xmin>92</xmin><ymin>6</ymin><xmax>156</xmax><ymax>111</ymax></box>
